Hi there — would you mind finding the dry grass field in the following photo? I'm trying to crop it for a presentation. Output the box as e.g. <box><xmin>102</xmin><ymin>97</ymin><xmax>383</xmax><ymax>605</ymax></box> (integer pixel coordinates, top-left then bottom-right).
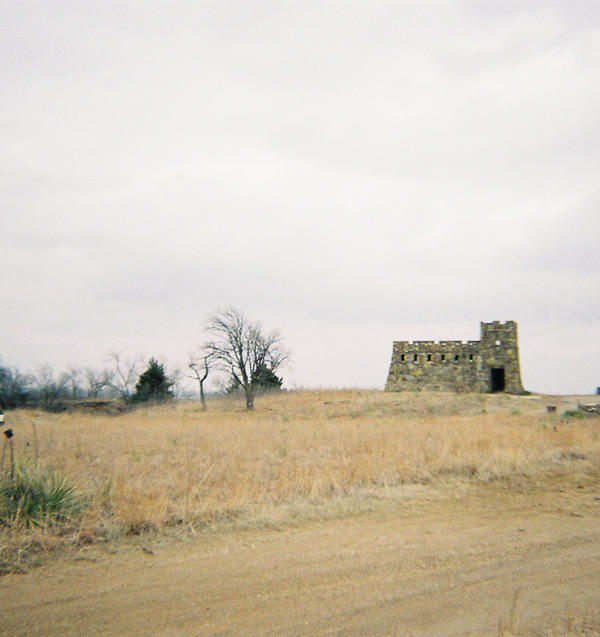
<box><xmin>2</xmin><ymin>389</ymin><xmax>598</xmax><ymax>545</ymax></box>
<box><xmin>1</xmin><ymin>389</ymin><xmax>600</xmax><ymax>635</ymax></box>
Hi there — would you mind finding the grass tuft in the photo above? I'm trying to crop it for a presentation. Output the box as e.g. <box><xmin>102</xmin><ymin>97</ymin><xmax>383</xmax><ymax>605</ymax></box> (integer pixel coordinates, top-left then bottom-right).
<box><xmin>0</xmin><ymin>460</ymin><xmax>83</xmax><ymax>528</ymax></box>
<box><xmin>563</xmin><ymin>409</ymin><xmax>586</xmax><ymax>419</ymax></box>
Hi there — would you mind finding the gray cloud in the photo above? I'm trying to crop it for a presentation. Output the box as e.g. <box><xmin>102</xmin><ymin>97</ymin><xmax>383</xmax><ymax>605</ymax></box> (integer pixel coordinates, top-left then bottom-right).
<box><xmin>511</xmin><ymin>196</ymin><xmax>600</xmax><ymax>274</ymax></box>
<box><xmin>1</xmin><ymin>2</ymin><xmax>599</xmax><ymax>393</ymax></box>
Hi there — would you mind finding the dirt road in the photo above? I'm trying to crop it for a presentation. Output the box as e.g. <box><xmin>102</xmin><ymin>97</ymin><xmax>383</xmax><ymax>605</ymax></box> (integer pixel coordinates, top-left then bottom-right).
<box><xmin>2</xmin><ymin>479</ymin><xmax>599</xmax><ymax>636</ymax></box>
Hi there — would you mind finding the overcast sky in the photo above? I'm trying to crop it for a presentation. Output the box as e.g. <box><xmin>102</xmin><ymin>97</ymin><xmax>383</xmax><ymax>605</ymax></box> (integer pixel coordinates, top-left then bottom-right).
<box><xmin>2</xmin><ymin>1</ymin><xmax>599</xmax><ymax>395</ymax></box>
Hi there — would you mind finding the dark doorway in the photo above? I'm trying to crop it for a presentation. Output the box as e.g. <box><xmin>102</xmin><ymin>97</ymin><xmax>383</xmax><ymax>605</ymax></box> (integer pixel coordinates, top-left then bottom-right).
<box><xmin>491</xmin><ymin>367</ymin><xmax>505</xmax><ymax>392</ymax></box>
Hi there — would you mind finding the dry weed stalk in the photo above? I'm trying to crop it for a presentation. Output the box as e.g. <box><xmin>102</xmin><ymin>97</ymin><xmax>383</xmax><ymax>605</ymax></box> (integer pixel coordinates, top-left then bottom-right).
<box><xmin>498</xmin><ymin>588</ymin><xmax>521</xmax><ymax>636</ymax></box>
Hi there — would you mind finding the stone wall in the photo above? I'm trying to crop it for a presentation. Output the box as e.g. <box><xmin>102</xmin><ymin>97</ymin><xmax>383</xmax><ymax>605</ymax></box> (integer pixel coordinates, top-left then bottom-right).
<box><xmin>385</xmin><ymin>321</ymin><xmax>525</xmax><ymax>394</ymax></box>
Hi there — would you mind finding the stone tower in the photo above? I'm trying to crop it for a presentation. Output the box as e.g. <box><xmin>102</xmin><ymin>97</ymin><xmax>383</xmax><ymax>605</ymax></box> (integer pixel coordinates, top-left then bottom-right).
<box><xmin>385</xmin><ymin>320</ymin><xmax>525</xmax><ymax>394</ymax></box>
<box><xmin>476</xmin><ymin>320</ymin><xmax>524</xmax><ymax>394</ymax></box>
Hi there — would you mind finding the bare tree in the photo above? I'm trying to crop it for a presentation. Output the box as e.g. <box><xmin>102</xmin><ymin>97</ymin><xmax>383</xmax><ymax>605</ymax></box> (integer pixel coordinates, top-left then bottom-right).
<box><xmin>168</xmin><ymin>365</ymin><xmax>184</xmax><ymax>398</ymax></box>
<box><xmin>188</xmin><ymin>351</ymin><xmax>213</xmax><ymax>409</ymax></box>
<box><xmin>204</xmin><ymin>306</ymin><xmax>288</xmax><ymax>410</ymax></box>
<box><xmin>84</xmin><ymin>367</ymin><xmax>115</xmax><ymax>398</ymax></box>
<box><xmin>0</xmin><ymin>363</ymin><xmax>33</xmax><ymax>408</ymax></box>
<box><xmin>65</xmin><ymin>366</ymin><xmax>83</xmax><ymax>399</ymax></box>
<box><xmin>107</xmin><ymin>352</ymin><xmax>140</xmax><ymax>404</ymax></box>
<box><xmin>34</xmin><ymin>365</ymin><xmax>70</xmax><ymax>410</ymax></box>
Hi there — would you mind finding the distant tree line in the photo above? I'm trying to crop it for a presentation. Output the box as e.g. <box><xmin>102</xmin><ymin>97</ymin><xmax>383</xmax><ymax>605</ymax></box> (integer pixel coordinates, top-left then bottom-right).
<box><xmin>0</xmin><ymin>355</ymin><xmax>180</xmax><ymax>412</ymax></box>
<box><xmin>1</xmin><ymin>306</ymin><xmax>289</xmax><ymax>412</ymax></box>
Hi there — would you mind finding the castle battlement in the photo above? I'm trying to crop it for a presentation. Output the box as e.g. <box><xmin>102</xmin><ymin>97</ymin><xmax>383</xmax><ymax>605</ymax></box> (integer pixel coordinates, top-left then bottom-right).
<box><xmin>484</xmin><ymin>320</ymin><xmax>515</xmax><ymax>326</ymax></box>
<box><xmin>394</xmin><ymin>339</ymin><xmax>474</xmax><ymax>347</ymax></box>
<box><xmin>385</xmin><ymin>321</ymin><xmax>525</xmax><ymax>394</ymax></box>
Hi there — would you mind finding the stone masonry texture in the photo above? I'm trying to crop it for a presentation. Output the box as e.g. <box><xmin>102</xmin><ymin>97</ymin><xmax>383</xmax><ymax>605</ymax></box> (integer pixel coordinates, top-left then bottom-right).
<box><xmin>385</xmin><ymin>320</ymin><xmax>525</xmax><ymax>394</ymax></box>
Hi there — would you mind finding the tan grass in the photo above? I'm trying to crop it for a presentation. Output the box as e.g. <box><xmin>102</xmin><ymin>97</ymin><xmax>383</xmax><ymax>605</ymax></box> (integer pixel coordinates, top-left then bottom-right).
<box><xmin>3</xmin><ymin>390</ymin><xmax>599</xmax><ymax>540</ymax></box>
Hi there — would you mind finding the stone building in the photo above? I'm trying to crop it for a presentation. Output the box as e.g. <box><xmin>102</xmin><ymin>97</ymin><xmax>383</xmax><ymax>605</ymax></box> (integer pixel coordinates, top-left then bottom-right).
<box><xmin>385</xmin><ymin>320</ymin><xmax>525</xmax><ymax>393</ymax></box>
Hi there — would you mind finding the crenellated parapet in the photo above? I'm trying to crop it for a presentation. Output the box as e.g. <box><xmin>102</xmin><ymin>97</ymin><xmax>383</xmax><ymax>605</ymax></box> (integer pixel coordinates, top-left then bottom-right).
<box><xmin>385</xmin><ymin>321</ymin><xmax>525</xmax><ymax>394</ymax></box>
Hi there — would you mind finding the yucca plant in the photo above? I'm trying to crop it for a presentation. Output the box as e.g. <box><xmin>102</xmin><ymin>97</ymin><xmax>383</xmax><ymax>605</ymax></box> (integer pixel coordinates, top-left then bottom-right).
<box><xmin>0</xmin><ymin>460</ymin><xmax>83</xmax><ymax>528</ymax></box>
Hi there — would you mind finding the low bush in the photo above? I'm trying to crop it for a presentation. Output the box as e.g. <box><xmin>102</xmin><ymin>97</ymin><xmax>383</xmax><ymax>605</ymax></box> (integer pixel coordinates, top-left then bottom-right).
<box><xmin>562</xmin><ymin>408</ymin><xmax>585</xmax><ymax>419</ymax></box>
<box><xmin>0</xmin><ymin>460</ymin><xmax>83</xmax><ymax>528</ymax></box>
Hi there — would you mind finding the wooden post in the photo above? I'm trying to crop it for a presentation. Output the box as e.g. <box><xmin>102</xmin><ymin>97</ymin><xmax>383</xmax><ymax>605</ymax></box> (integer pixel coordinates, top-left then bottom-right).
<box><xmin>5</xmin><ymin>429</ymin><xmax>15</xmax><ymax>486</ymax></box>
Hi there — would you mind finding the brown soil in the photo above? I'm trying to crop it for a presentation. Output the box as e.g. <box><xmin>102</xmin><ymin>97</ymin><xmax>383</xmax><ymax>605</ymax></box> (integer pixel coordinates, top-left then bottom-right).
<box><xmin>1</xmin><ymin>477</ymin><xmax>599</xmax><ymax>636</ymax></box>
